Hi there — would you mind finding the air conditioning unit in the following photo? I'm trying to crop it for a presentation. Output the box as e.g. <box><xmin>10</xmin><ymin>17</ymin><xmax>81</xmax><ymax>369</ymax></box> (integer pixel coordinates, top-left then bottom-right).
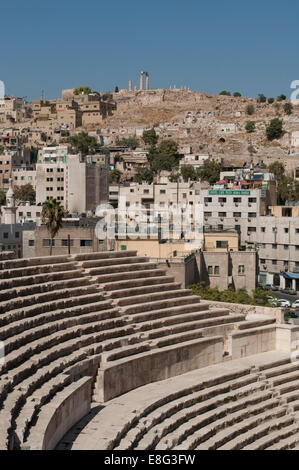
<box><xmin>221</xmin><ymin>203</ymin><xmax>224</xmax><ymax>207</ymax></box>
<box><xmin>235</xmin><ymin>218</ymin><xmax>239</xmax><ymax>221</ymax></box>
<box><xmin>235</xmin><ymin>203</ymin><xmax>239</xmax><ymax>207</ymax></box>
<box><xmin>248</xmin><ymin>203</ymin><xmax>252</xmax><ymax>207</ymax></box>
<box><xmin>220</xmin><ymin>218</ymin><xmax>224</xmax><ymax>221</ymax></box>
<box><xmin>248</xmin><ymin>218</ymin><xmax>251</xmax><ymax>222</ymax></box>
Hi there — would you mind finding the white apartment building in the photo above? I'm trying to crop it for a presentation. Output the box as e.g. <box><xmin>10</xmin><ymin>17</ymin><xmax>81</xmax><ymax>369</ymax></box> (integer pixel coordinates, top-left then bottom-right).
<box><xmin>36</xmin><ymin>146</ymin><xmax>109</xmax><ymax>214</ymax></box>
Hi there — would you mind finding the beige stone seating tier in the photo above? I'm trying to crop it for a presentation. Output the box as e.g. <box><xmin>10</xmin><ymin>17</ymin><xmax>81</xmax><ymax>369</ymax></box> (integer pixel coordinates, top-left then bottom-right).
<box><xmin>57</xmin><ymin>352</ymin><xmax>291</xmax><ymax>450</ymax></box>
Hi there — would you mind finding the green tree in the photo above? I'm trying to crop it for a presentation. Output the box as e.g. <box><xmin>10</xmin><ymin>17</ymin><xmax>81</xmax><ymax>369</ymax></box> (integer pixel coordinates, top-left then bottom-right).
<box><xmin>219</xmin><ymin>91</ymin><xmax>231</xmax><ymax>96</ymax></box>
<box><xmin>266</xmin><ymin>118</ymin><xmax>284</xmax><ymax>141</ymax></box>
<box><xmin>197</xmin><ymin>159</ymin><xmax>222</xmax><ymax>184</ymax></box>
<box><xmin>245</xmin><ymin>121</ymin><xmax>256</xmax><ymax>133</ymax></box>
<box><xmin>246</xmin><ymin>104</ymin><xmax>255</xmax><ymax>115</ymax></box>
<box><xmin>114</xmin><ymin>86</ymin><xmax>119</xmax><ymax>93</ymax></box>
<box><xmin>180</xmin><ymin>165</ymin><xmax>198</xmax><ymax>182</ymax></box>
<box><xmin>267</xmin><ymin>97</ymin><xmax>275</xmax><ymax>104</ymax></box>
<box><xmin>70</xmin><ymin>132</ymin><xmax>97</xmax><ymax>155</ymax></box>
<box><xmin>0</xmin><ymin>146</ymin><xmax>4</xmax><ymax>154</ymax></box>
<box><xmin>0</xmin><ymin>190</ymin><xmax>5</xmax><ymax>205</ymax></box>
<box><xmin>233</xmin><ymin>92</ymin><xmax>242</xmax><ymax>97</ymax></box>
<box><xmin>109</xmin><ymin>169</ymin><xmax>122</xmax><ymax>183</ymax></box>
<box><xmin>168</xmin><ymin>172</ymin><xmax>180</xmax><ymax>182</ymax></box>
<box><xmin>115</xmin><ymin>137</ymin><xmax>139</xmax><ymax>149</ymax></box>
<box><xmin>41</xmin><ymin>198</ymin><xmax>66</xmax><ymax>255</ymax></box>
<box><xmin>135</xmin><ymin>167</ymin><xmax>153</xmax><ymax>183</ymax></box>
<box><xmin>284</xmin><ymin>102</ymin><xmax>293</xmax><ymax>115</ymax></box>
<box><xmin>277</xmin><ymin>94</ymin><xmax>286</xmax><ymax>101</ymax></box>
<box><xmin>14</xmin><ymin>184</ymin><xmax>36</xmax><ymax>203</ymax></box>
<box><xmin>257</xmin><ymin>93</ymin><xmax>267</xmax><ymax>103</ymax></box>
<box><xmin>158</xmin><ymin>140</ymin><xmax>178</xmax><ymax>158</ymax></box>
<box><xmin>74</xmin><ymin>86</ymin><xmax>91</xmax><ymax>95</ymax></box>
<box><xmin>142</xmin><ymin>128</ymin><xmax>158</xmax><ymax>146</ymax></box>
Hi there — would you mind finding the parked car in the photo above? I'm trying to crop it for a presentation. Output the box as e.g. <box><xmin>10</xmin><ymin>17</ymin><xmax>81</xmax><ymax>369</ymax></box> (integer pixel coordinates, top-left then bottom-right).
<box><xmin>269</xmin><ymin>285</ymin><xmax>279</xmax><ymax>291</ymax></box>
<box><xmin>261</xmin><ymin>284</ymin><xmax>273</xmax><ymax>291</ymax></box>
<box><xmin>277</xmin><ymin>299</ymin><xmax>291</xmax><ymax>308</ymax></box>
<box><xmin>292</xmin><ymin>299</ymin><xmax>299</xmax><ymax>308</ymax></box>
<box><xmin>281</xmin><ymin>288</ymin><xmax>297</xmax><ymax>295</ymax></box>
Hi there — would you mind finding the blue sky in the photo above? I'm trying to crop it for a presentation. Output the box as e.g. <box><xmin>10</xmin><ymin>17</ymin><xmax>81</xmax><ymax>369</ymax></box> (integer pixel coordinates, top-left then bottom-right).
<box><xmin>1</xmin><ymin>0</ymin><xmax>298</xmax><ymax>100</ymax></box>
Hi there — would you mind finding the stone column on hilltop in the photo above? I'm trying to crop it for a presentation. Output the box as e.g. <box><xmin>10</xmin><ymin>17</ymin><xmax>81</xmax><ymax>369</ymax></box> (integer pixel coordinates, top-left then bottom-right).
<box><xmin>129</xmin><ymin>80</ymin><xmax>132</xmax><ymax>92</ymax></box>
<box><xmin>145</xmin><ymin>72</ymin><xmax>149</xmax><ymax>90</ymax></box>
<box><xmin>140</xmin><ymin>71</ymin><xmax>144</xmax><ymax>91</ymax></box>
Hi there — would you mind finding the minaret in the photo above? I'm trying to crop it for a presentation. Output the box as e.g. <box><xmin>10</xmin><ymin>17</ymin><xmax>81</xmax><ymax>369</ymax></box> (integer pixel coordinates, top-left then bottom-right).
<box><xmin>2</xmin><ymin>179</ymin><xmax>16</xmax><ymax>224</ymax></box>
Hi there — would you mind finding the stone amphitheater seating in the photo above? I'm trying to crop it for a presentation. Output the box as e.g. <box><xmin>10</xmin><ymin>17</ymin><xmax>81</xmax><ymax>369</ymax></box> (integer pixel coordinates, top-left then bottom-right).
<box><xmin>0</xmin><ymin>251</ymin><xmax>296</xmax><ymax>450</ymax></box>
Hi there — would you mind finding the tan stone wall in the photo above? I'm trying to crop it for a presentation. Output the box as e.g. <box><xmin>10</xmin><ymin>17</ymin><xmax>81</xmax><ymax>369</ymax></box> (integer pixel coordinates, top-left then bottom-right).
<box><xmin>96</xmin><ymin>336</ymin><xmax>224</xmax><ymax>402</ymax></box>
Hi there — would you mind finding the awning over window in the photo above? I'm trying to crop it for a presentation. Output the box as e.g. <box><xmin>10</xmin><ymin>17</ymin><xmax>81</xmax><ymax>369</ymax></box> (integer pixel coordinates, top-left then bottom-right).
<box><xmin>283</xmin><ymin>272</ymin><xmax>299</xmax><ymax>280</ymax></box>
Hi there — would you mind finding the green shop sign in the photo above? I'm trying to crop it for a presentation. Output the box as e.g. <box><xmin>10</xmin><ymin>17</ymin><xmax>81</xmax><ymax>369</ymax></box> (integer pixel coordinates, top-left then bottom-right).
<box><xmin>208</xmin><ymin>190</ymin><xmax>251</xmax><ymax>195</ymax></box>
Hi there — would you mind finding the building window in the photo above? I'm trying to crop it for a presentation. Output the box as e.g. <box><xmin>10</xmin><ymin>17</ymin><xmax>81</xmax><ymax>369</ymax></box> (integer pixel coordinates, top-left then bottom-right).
<box><xmin>218</xmin><ymin>197</ymin><xmax>227</xmax><ymax>203</ymax></box>
<box><xmin>204</xmin><ymin>212</ymin><xmax>212</xmax><ymax>217</ymax></box>
<box><xmin>238</xmin><ymin>265</ymin><xmax>245</xmax><ymax>275</ymax></box>
<box><xmin>248</xmin><ymin>213</ymin><xmax>256</xmax><ymax>218</ymax></box>
<box><xmin>160</xmin><ymin>190</ymin><xmax>166</xmax><ymax>194</ymax></box>
<box><xmin>98</xmin><ymin>240</ymin><xmax>104</xmax><ymax>245</ymax></box>
<box><xmin>61</xmin><ymin>239</ymin><xmax>74</xmax><ymax>247</ymax></box>
<box><xmin>260</xmin><ymin>259</ymin><xmax>265</xmax><ymax>264</ymax></box>
<box><xmin>272</xmin><ymin>260</ymin><xmax>277</xmax><ymax>265</ymax></box>
<box><xmin>143</xmin><ymin>189</ymin><xmax>149</xmax><ymax>194</ymax></box>
<box><xmin>208</xmin><ymin>266</ymin><xmax>213</xmax><ymax>275</ymax></box>
<box><xmin>233</xmin><ymin>197</ymin><xmax>242</xmax><ymax>203</ymax></box>
<box><xmin>216</xmin><ymin>240</ymin><xmax>228</xmax><ymax>249</ymax></box>
<box><xmin>204</xmin><ymin>197</ymin><xmax>212</xmax><ymax>203</ymax></box>
<box><xmin>43</xmin><ymin>239</ymin><xmax>55</xmax><ymax>247</ymax></box>
<box><xmin>261</xmin><ymin>227</ymin><xmax>266</xmax><ymax>232</ymax></box>
<box><xmin>247</xmin><ymin>227</ymin><xmax>256</xmax><ymax>232</ymax></box>
<box><xmin>15</xmin><ymin>232</ymin><xmax>19</xmax><ymax>238</ymax></box>
<box><xmin>218</xmin><ymin>225</ymin><xmax>223</xmax><ymax>231</ymax></box>
<box><xmin>272</xmin><ymin>244</ymin><xmax>277</xmax><ymax>249</ymax></box>
<box><xmin>3</xmin><ymin>233</ymin><xmax>8</xmax><ymax>239</ymax></box>
<box><xmin>233</xmin><ymin>212</ymin><xmax>241</xmax><ymax>218</ymax></box>
<box><xmin>214</xmin><ymin>266</ymin><xmax>220</xmax><ymax>275</ymax></box>
<box><xmin>284</xmin><ymin>245</ymin><xmax>289</xmax><ymax>250</ymax></box>
<box><xmin>218</xmin><ymin>212</ymin><xmax>227</xmax><ymax>217</ymax></box>
<box><xmin>249</xmin><ymin>197</ymin><xmax>257</xmax><ymax>203</ymax></box>
<box><xmin>28</xmin><ymin>240</ymin><xmax>34</xmax><ymax>246</ymax></box>
<box><xmin>284</xmin><ymin>228</ymin><xmax>289</xmax><ymax>233</ymax></box>
<box><xmin>80</xmin><ymin>240</ymin><xmax>92</xmax><ymax>247</ymax></box>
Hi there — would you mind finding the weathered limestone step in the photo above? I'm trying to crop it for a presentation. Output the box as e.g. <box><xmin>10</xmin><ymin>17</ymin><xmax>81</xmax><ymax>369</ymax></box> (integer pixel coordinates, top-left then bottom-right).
<box><xmin>0</xmin><ymin>255</ymin><xmax>70</xmax><ymax>270</ymax></box>
<box><xmin>236</xmin><ymin>318</ymin><xmax>276</xmax><ymax>330</ymax></box>
<box><xmin>0</xmin><ymin>262</ymin><xmax>77</xmax><ymax>280</ymax></box>
<box><xmin>157</xmin><ymin>393</ymin><xmax>276</xmax><ymax>450</ymax></box>
<box><xmin>0</xmin><ymin>302</ymin><xmax>118</xmax><ymax>345</ymax></box>
<box><xmin>2</xmin><ymin>319</ymin><xmax>131</xmax><ymax>374</ymax></box>
<box><xmin>71</xmin><ymin>250</ymin><xmax>137</xmax><ymax>262</ymax></box>
<box><xmin>141</xmin><ymin>313</ymin><xmax>245</xmax><ymax>340</ymax></box>
<box><xmin>147</xmin><ymin>315</ymin><xmax>246</xmax><ymax>347</ymax></box>
<box><xmin>107</xmin><ymin>282</ymin><xmax>181</xmax><ymax>299</ymax></box>
<box><xmin>216</xmin><ymin>413</ymin><xmax>294</xmax><ymax>450</ymax></box>
<box><xmin>86</xmin><ymin>262</ymin><xmax>158</xmax><ymax>276</ymax></box>
<box><xmin>0</xmin><ymin>275</ymin><xmax>92</xmax><ymax>302</ymax></box>
<box><xmin>0</xmin><ymin>283</ymin><xmax>100</xmax><ymax>314</ymax></box>
<box><xmin>119</xmin><ymin>295</ymin><xmax>201</xmax><ymax>315</ymax></box>
<box><xmin>79</xmin><ymin>256</ymin><xmax>149</xmax><ymax>269</ymax></box>
<box><xmin>276</xmin><ymin>378</ymin><xmax>299</xmax><ymax>395</ymax></box>
<box><xmin>242</xmin><ymin>421</ymin><xmax>299</xmax><ymax>450</ymax></box>
<box><xmin>115</xmin><ymin>289</ymin><xmax>192</xmax><ymax>307</ymax></box>
<box><xmin>265</xmin><ymin>427</ymin><xmax>299</xmax><ymax>450</ymax></box>
<box><xmin>132</xmin><ymin>307</ymin><xmax>229</xmax><ymax>331</ymax></box>
<box><xmin>0</xmin><ymin>292</ymin><xmax>109</xmax><ymax>328</ymax></box>
<box><xmin>269</xmin><ymin>370</ymin><xmax>299</xmax><ymax>387</ymax></box>
<box><xmin>101</xmin><ymin>275</ymin><xmax>175</xmax><ymax>292</ymax></box>
<box><xmin>0</xmin><ymin>269</ymin><xmax>85</xmax><ymax>291</ymax></box>
<box><xmin>262</xmin><ymin>362</ymin><xmax>299</xmax><ymax>379</ymax></box>
<box><xmin>134</xmin><ymin>381</ymin><xmax>267</xmax><ymax>450</ymax></box>
<box><xmin>102</xmin><ymin>344</ymin><xmax>151</xmax><ymax>363</ymax></box>
<box><xmin>1</xmin><ymin>311</ymin><xmax>122</xmax><ymax>356</ymax></box>
<box><xmin>96</xmin><ymin>268</ymin><xmax>166</xmax><ymax>284</ymax></box>
<box><xmin>125</xmin><ymin>301</ymin><xmax>212</xmax><ymax>324</ymax></box>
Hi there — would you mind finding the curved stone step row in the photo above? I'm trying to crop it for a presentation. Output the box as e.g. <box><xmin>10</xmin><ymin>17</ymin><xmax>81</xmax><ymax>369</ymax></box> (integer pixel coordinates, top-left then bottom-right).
<box><xmin>0</xmin><ymin>274</ymin><xmax>91</xmax><ymax>303</ymax></box>
<box><xmin>0</xmin><ymin>255</ymin><xmax>70</xmax><ymax>271</ymax></box>
<box><xmin>71</xmin><ymin>250</ymin><xmax>137</xmax><ymax>262</ymax></box>
<box><xmin>119</xmin><ymin>375</ymin><xmax>266</xmax><ymax>450</ymax></box>
<box><xmin>0</xmin><ymin>283</ymin><xmax>101</xmax><ymax>314</ymax></box>
<box><xmin>0</xmin><ymin>261</ymin><xmax>77</xmax><ymax>280</ymax></box>
<box><xmin>0</xmin><ymin>268</ymin><xmax>85</xmax><ymax>291</ymax></box>
<box><xmin>79</xmin><ymin>256</ymin><xmax>149</xmax><ymax>269</ymax></box>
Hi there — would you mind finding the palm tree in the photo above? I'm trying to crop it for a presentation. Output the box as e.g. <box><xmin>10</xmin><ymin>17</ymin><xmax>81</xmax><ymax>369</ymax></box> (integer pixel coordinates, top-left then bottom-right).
<box><xmin>42</xmin><ymin>198</ymin><xmax>66</xmax><ymax>255</ymax></box>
